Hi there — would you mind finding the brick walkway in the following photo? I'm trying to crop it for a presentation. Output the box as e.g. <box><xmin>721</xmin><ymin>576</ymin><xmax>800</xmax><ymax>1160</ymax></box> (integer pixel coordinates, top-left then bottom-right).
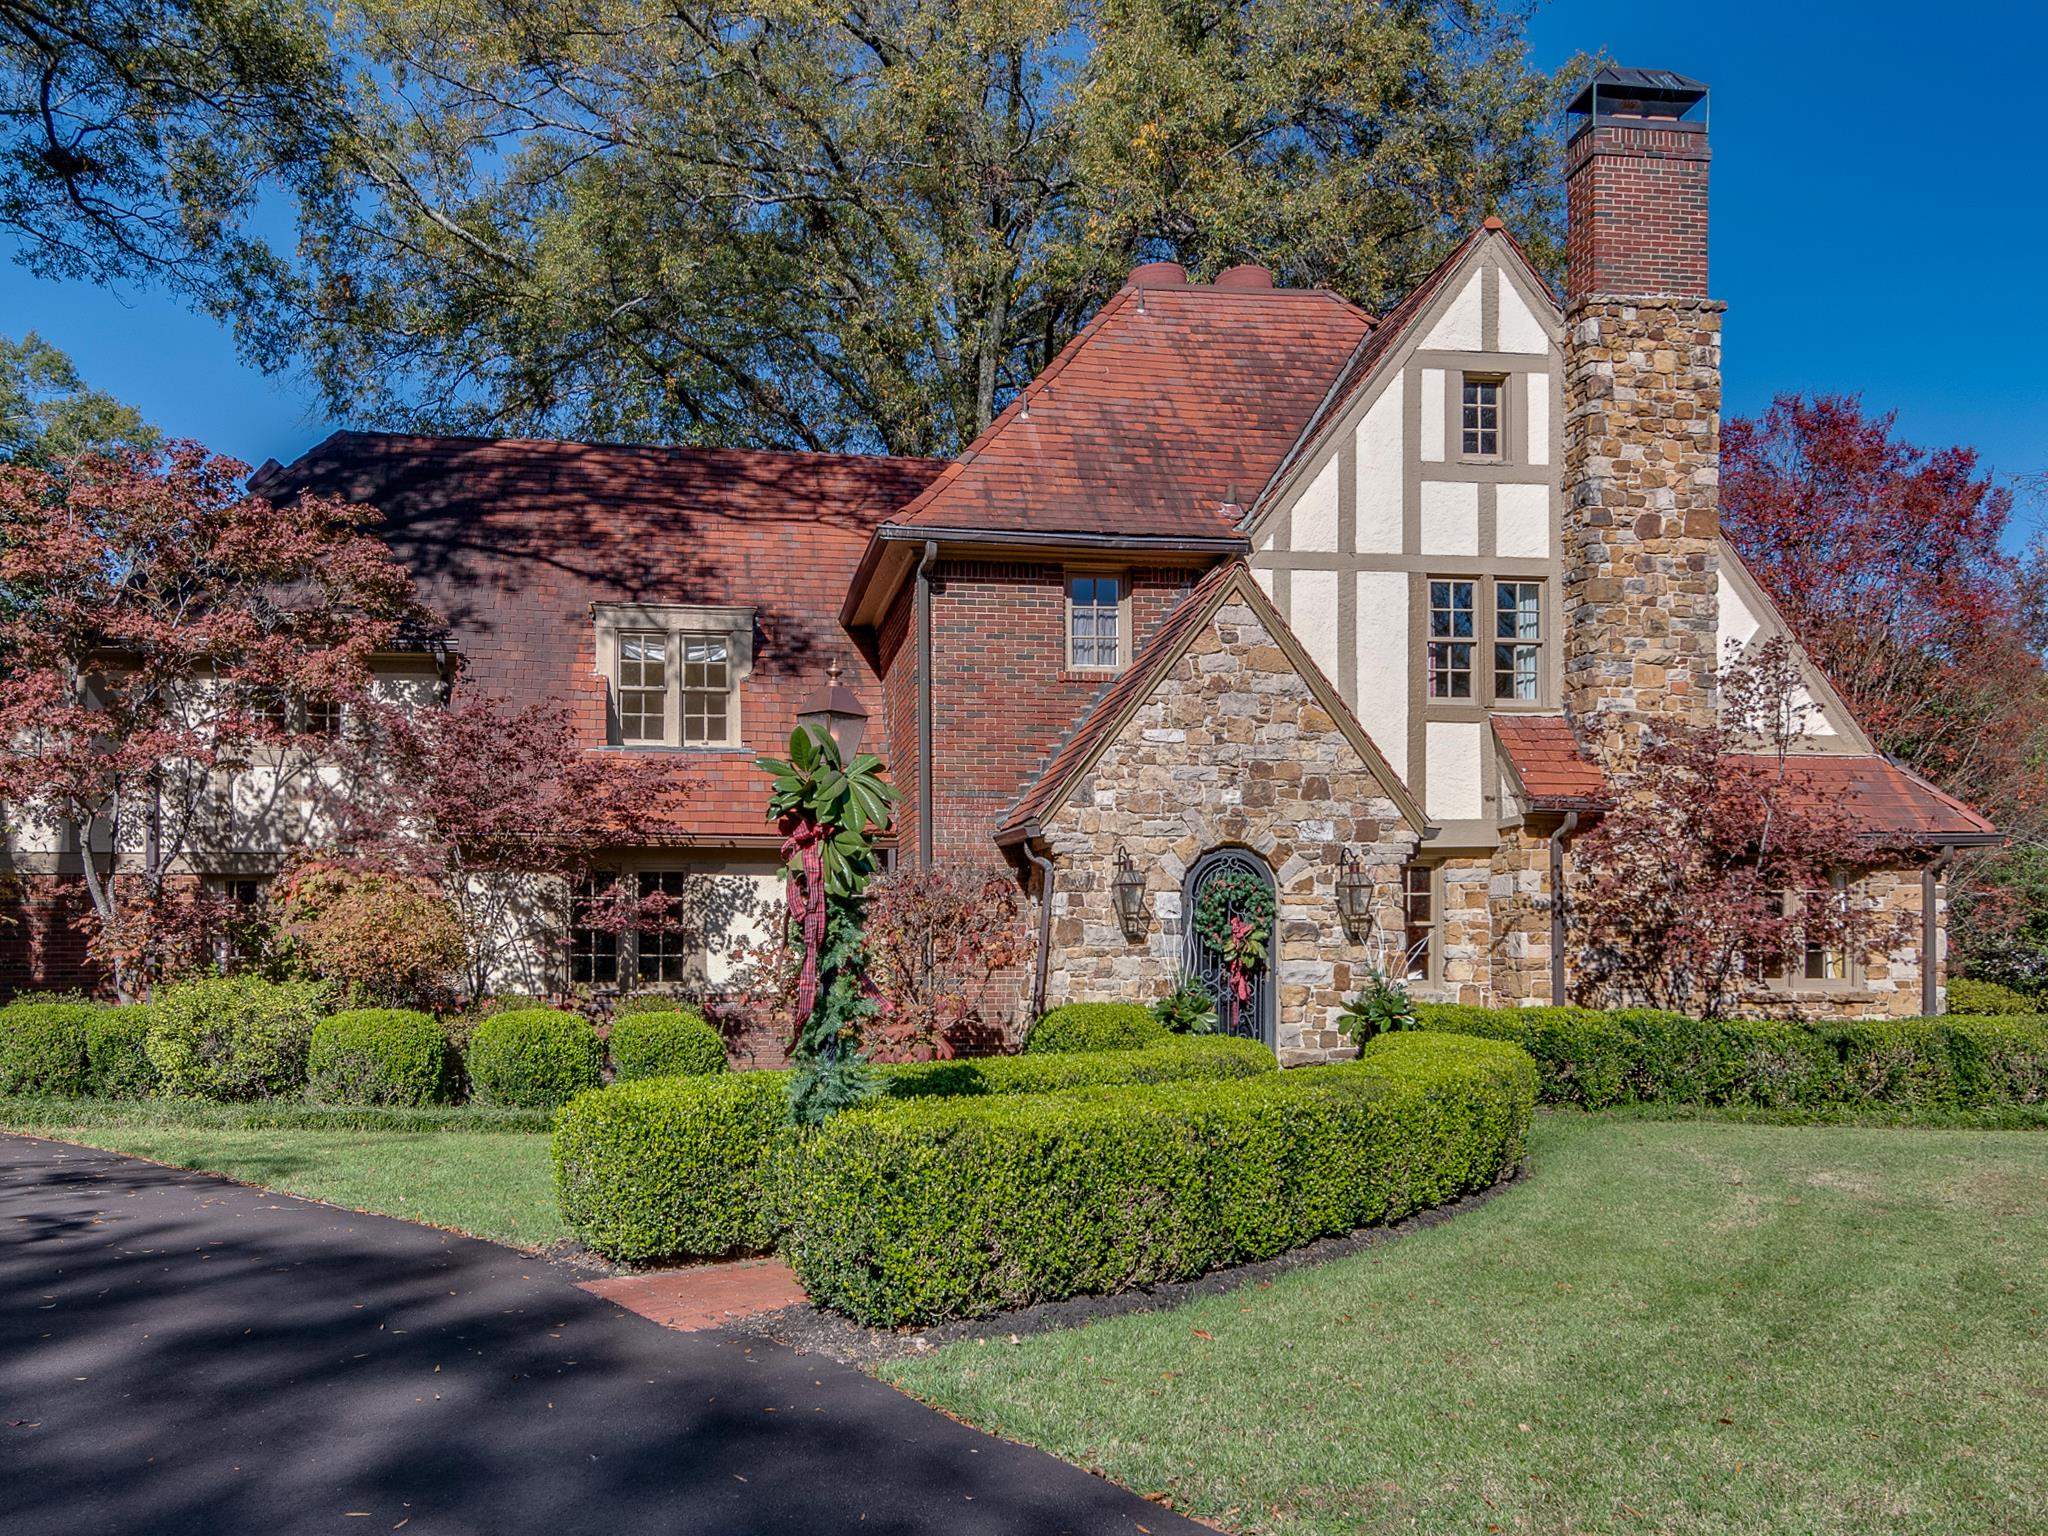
<box><xmin>581</xmin><ymin>1257</ymin><xmax>811</xmax><ymax>1331</ymax></box>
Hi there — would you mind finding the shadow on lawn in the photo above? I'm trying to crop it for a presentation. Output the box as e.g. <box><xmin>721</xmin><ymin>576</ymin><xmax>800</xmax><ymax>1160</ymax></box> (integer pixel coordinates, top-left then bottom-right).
<box><xmin>1</xmin><ymin>1136</ymin><xmax>1192</xmax><ymax>1536</ymax></box>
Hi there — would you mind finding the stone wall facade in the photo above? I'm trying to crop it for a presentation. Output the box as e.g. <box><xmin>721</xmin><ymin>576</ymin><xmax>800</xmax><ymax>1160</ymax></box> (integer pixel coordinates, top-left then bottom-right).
<box><xmin>1561</xmin><ymin>295</ymin><xmax>1725</xmax><ymax>772</ymax></box>
<box><xmin>1037</xmin><ymin>591</ymin><xmax>1419</xmax><ymax>1064</ymax></box>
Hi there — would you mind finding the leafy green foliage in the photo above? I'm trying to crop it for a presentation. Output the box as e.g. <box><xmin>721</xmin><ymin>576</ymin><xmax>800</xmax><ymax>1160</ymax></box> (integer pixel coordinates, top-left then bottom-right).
<box><xmin>609</xmin><ymin>1008</ymin><xmax>726</xmax><ymax>1081</ymax></box>
<box><xmin>0</xmin><ymin>1093</ymin><xmax>555</xmax><ymax>1134</ymax></box>
<box><xmin>307</xmin><ymin>1008</ymin><xmax>452</xmax><ymax>1107</ymax></box>
<box><xmin>0</xmin><ymin>333</ymin><xmax>157</xmax><ymax>465</ymax></box>
<box><xmin>144</xmin><ymin>976</ymin><xmax>331</xmax><ymax>1100</ymax></box>
<box><xmin>758</xmin><ymin>726</ymin><xmax>897</xmax><ymax>897</ymax></box>
<box><xmin>465</xmin><ymin>1008</ymin><xmax>602</xmax><ymax>1109</ymax></box>
<box><xmin>612</xmin><ymin>993</ymin><xmax>699</xmax><ymax>1018</ymax></box>
<box><xmin>0</xmin><ymin>1002</ymin><xmax>97</xmax><ymax>1094</ymax></box>
<box><xmin>1415</xmin><ymin>1003</ymin><xmax>2048</xmax><ymax>1110</ymax></box>
<box><xmin>551</xmin><ymin>1036</ymin><xmax>1276</xmax><ymax>1263</ymax></box>
<box><xmin>1150</xmin><ymin>970</ymin><xmax>1219</xmax><ymax>1035</ymax></box>
<box><xmin>1024</xmin><ymin>1002</ymin><xmax>1168</xmax><ymax>1054</ymax></box>
<box><xmin>83</xmin><ymin>1005</ymin><xmax>158</xmax><ymax>1097</ymax></box>
<box><xmin>1946</xmin><ymin>977</ymin><xmax>2039</xmax><ymax>1017</ymax></box>
<box><xmin>785</xmin><ymin>1032</ymin><xmax>1536</xmax><ymax>1325</ymax></box>
<box><xmin>1337</xmin><ymin>963</ymin><xmax>1418</xmax><ymax>1047</ymax></box>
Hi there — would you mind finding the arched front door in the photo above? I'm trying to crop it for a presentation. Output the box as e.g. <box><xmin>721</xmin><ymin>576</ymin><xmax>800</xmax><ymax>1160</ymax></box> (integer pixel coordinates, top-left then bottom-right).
<box><xmin>1182</xmin><ymin>848</ymin><xmax>1278</xmax><ymax>1047</ymax></box>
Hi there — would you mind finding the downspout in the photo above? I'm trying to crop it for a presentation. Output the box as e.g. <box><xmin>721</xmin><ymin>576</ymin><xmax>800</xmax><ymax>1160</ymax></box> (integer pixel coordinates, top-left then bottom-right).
<box><xmin>1021</xmin><ymin>827</ymin><xmax>1055</xmax><ymax>1020</ymax></box>
<box><xmin>914</xmin><ymin>540</ymin><xmax>938</xmax><ymax>868</ymax></box>
<box><xmin>1923</xmin><ymin>846</ymin><xmax>1955</xmax><ymax>1017</ymax></box>
<box><xmin>1548</xmin><ymin>811</ymin><xmax>1581</xmax><ymax>1006</ymax></box>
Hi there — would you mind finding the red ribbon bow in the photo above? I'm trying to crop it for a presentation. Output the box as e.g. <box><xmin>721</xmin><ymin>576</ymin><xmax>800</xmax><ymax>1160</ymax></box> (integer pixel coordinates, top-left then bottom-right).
<box><xmin>781</xmin><ymin>819</ymin><xmax>829</xmax><ymax>1023</ymax></box>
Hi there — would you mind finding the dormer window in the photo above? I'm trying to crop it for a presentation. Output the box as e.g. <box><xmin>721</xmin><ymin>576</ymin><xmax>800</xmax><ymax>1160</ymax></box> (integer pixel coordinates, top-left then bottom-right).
<box><xmin>594</xmin><ymin>604</ymin><xmax>754</xmax><ymax>749</ymax></box>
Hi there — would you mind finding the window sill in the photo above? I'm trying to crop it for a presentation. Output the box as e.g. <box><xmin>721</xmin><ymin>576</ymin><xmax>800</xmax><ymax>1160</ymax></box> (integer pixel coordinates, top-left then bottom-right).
<box><xmin>596</xmin><ymin>743</ymin><xmax>751</xmax><ymax>755</ymax></box>
<box><xmin>1060</xmin><ymin>668</ymin><xmax>1126</xmax><ymax>683</ymax></box>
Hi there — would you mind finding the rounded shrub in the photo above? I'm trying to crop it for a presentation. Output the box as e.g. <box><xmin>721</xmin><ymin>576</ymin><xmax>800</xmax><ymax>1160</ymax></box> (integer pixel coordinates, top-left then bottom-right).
<box><xmin>144</xmin><ymin>976</ymin><xmax>331</xmax><ymax>1101</ymax></box>
<box><xmin>466</xmin><ymin>1008</ymin><xmax>601</xmax><ymax>1109</ymax></box>
<box><xmin>1947</xmin><ymin>977</ymin><xmax>2039</xmax><ymax>1017</ymax></box>
<box><xmin>1023</xmin><ymin>1002</ymin><xmax>1167</xmax><ymax>1054</ymax></box>
<box><xmin>0</xmin><ymin>1002</ymin><xmax>96</xmax><ymax>1095</ymax></box>
<box><xmin>612</xmin><ymin>993</ymin><xmax>697</xmax><ymax>1019</ymax></box>
<box><xmin>83</xmin><ymin>1005</ymin><xmax>159</xmax><ymax>1098</ymax></box>
<box><xmin>610</xmin><ymin>1008</ymin><xmax>726</xmax><ymax>1081</ymax></box>
<box><xmin>308</xmin><ymin>1009</ymin><xmax>452</xmax><ymax>1107</ymax></box>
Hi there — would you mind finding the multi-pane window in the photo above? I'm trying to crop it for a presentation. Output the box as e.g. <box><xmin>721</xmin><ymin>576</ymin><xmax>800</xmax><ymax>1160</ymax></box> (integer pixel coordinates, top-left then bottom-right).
<box><xmin>1401</xmin><ymin>864</ymin><xmax>1436</xmax><ymax>981</ymax></box>
<box><xmin>570</xmin><ymin>872</ymin><xmax>621</xmax><ymax>986</ymax></box>
<box><xmin>305</xmin><ymin>698</ymin><xmax>343</xmax><ymax>736</ymax></box>
<box><xmin>617</xmin><ymin>632</ymin><xmax>668</xmax><ymax>743</ymax></box>
<box><xmin>1427</xmin><ymin>579</ymin><xmax>1475</xmax><ymax>698</ymax></box>
<box><xmin>680</xmin><ymin>636</ymin><xmax>731</xmax><ymax>745</ymax></box>
<box><xmin>637</xmin><ymin>870</ymin><xmax>692</xmax><ymax>984</ymax></box>
<box><xmin>1068</xmin><ymin>574</ymin><xmax>1123</xmax><ymax>670</ymax></box>
<box><xmin>1461</xmin><ymin>374</ymin><xmax>1503</xmax><ymax>457</ymax></box>
<box><xmin>1802</xmin><ymin>874</ymin><xmax>1850</xmax><ymax>982</ymax></box>
<box><xmin>1493</xmin><ymin>582</ymin><xmax>1544</xmax><ymax>702</ymax></box>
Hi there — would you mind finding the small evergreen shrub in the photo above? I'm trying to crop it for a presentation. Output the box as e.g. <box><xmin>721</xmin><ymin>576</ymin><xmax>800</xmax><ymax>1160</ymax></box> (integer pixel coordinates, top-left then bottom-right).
<box><xmin>307</xmin><ymin>1009</ymin><xmax>452</xmax><ymax>1107</ymax></box>
<box><xmin>1946</xmin><ymin>977</ymin><xmax>2039</xmax><ymax>1017</ymax></box>
<box><xmin>612</xmin><ymin>993</ymin><xmax>698</xmax><ymax>1019</ymax></box>
<box><xmin>143</xmin><ymin>977</ymin><xmax>331</xmax><ymax>1101</ymax></box>
<box><xmin>786</xmin><ymin>1032</ymin><xmax>1536</xmax><ymax>1325</ymax></box>
<box><xmin>466</xmin><ymin>1008</ymin><xmax>602</xmax><ymax>1109</ymax></box>
<box><xmin>0</xmin><ymin>1002</ymin><xmax>96</xmax><ymax>1095</ymax></box>
<box><xmin>552</xmin><ymin>1035</ymin><xmax>1277</xmax><ymax>1263</ymax></box>
<box><xmin>1023</xmin><ymin>1001</ymin><xmax>1167</xmax><ymax>1054</ymax></box>
<box><xmin>610</xmin><ymin>1008</ymin><xmax>726</xmax><ymax>1081</ymax></box>
<box><xmin>83</xmin><ymin>1005</ymin><xmax>159</xmax><ymax>1098</ymax></box>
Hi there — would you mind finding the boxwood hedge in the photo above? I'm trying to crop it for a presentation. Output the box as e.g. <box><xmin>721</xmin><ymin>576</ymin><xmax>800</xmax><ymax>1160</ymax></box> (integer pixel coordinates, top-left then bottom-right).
<box><xmin>0</xmin><ymin>1002</ymin><xmax>97</xmax><ymax>1096</ymax></box>
<box><xmin>1411</xmin><ymin>1003</ymin><xmax>2048</xmax><ymax>1110</ymax></box>
<box><xmin>308</xmin><ymin>1009</ymin><xmax>453</xmax><ymax>1107</ymax></box>
<box><xmin>1023</xmin><ymin>1002</ymin><xmax>1167</xmax><ymax>1054</ymax></box>
<box><xmin>552</xmin><ymin>1034</ymin><xmax>1278</xmax><ymax>1263</ymax></box>
<box><xmin>144</xmin><ymin>977</ymin><xmax>331</xmax><ymax>1101</ymax></box>
<box><xmin>83</xmin><ymin>1006</ymin><xmax>158</xmax><ymax>1098</ymax></box>
<box><xmin>609</xmin><ymin>1008</ymin><xmax>726</xmax><ymax>1081</ymax></box>
<box><xmin>785</xmin><ymin>1031</ymin><xmax>1537</xmax><ymax>1326</ymax></box>
<box><xmin>467</xmin><ymin>1008</ymin><xmax>602</xmax><ymax>1109</ymax></box>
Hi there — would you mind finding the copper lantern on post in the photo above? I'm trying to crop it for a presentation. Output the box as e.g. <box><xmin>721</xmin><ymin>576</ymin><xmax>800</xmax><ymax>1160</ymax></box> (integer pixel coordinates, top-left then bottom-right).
<box><xmin>1111</xmin><ymin>847</ymin><xmax>1147</xmax><ymax>941</ymax></box>
<box><xmin>797</xmin><ymin>657</ymin><xmax>868</xmax><ymax>760</ymax></box>
<box><xmin>1336</xmin><ymin>848</ymin><xmax>1372</xmax><ymax>941</ymax></box>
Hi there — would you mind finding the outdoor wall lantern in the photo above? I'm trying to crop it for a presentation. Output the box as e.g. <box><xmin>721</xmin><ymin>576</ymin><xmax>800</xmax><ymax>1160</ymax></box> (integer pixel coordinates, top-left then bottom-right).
<box><xmin>1111</xmin><ymin>847</ymin><xmax>1147</xmax><ymax>941</ymax></box>
<box><xmin>797</xmin><ymin>657</ymin><xmax>868</xmax><ymax>760</ymax></box>
<box><xmin>1336</xmin><ymin>848</ymin><xmax>1372</xmax><ymax>941</ymax></box>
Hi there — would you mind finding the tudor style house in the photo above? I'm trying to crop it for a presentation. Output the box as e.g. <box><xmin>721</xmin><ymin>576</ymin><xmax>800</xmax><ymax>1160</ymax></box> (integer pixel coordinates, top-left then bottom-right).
<box><xmin>0</xmin><ymin>67</ymin><xmax>1997</xmax><ymax>1060</ymax></box>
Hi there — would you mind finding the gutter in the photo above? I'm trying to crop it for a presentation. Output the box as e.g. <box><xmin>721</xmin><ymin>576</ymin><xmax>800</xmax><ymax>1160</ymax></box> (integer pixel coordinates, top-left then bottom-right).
<box><xmin>915</xmin><ymin>539</ymin><xmax>938</xmax><ymax>868</ymax></box>
<box><xmin>874</xmin><ymin>524</ymin><xmax>1249</xmax><ymax>554</ymax></box>
<box><xmin>1548</xmin><ymin>811</ymin><xmax>1581</xmax><ymax>1005</ymax></box>
<box><xmin>1017</xmin><ymin>825</ymin><xmax>1056</xmax><ymax>1020</ymax></box>
<box><xmin>1923</xmin><ymin>846</ymin><xmax>1956</xmax><ymax>1017</ymax></box>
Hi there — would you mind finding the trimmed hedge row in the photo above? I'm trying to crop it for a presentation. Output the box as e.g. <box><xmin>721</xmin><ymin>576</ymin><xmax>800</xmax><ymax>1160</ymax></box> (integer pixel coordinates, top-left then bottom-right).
<box><xmin>1945</xmin><ymin>978</ymin><xmax>2039</xmax><ymax>1017</ymax></box>
<box><xmin>308</xmin><ymin>1009</ymin><xmax>453</xmax><ymax>1107</ymax></box>
<box><xmin>785</xmin><ymin>1031</ymin><xmax>1537</xmax><ymax>1326</ymax></box>
<box><xmin>610</xmin><ymin>1007</ymin><xmax>726</xmax><ymax>1081</ymax></box>
<box><xmin>1411</xmin><ymin>1003</ymin><xmax>2048</xmax><ymax>1111</ymax></box>
<box><xmin>468</xmin><ymin>1008</ymin><xmax>604</xmax><ymax>1108</ymax></box>
<box><xmin>1023</xmin><ymin>1002</ymin><xmax>1166</xmax><ymax>1054</ymax></box>
<box><xmin>551</xmin><ymin>1035</ymin><xmax>1280</xmax><ymax>1263</ymax></box>
<box><xmin>0</xmin><ymin>1003</ymin><xmax>162</xmax><ymax>1098</ymax></box>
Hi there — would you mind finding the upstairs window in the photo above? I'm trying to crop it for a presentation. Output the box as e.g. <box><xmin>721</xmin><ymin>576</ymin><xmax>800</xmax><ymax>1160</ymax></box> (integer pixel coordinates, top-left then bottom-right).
<box><xmin>1461</xmin><ymin>374</ymin><xmax>1504</xmax><ymax>458</ymax></box>
<box><xmin>1427</xmin><ymin>579</ymin><xmax>1475</xmax><ymax>698</ymax></box>
<box><xmin>1067</xmin><ymin>573</ymin><xmax>1126</xmax><ymax>671</ymax></box>
<box><xmin>595</xmin><ymin>605</ymin><xmax>754</xmax><ymax>749</ymax></box>
<box><xmin>616</xmin><ymin>632</ymin><xmax>668</xmax><ymax>743</ymax></box>
<box><xmin>1493</xmin><ymin>582</ymin><xmax>1544</xmax><ymax>702</ymax></box>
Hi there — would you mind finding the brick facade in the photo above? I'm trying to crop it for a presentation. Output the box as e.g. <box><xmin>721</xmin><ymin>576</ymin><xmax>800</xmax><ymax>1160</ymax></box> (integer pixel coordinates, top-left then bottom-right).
<box><xmin>1034</xmin><ymin>582</ymin><xmax>1418</xmax><ymax>1063</ymax></box>
<box><xmin>0</xmin><ymin>874</ymin><xmax>102</xmax><ymax>997</ymax></box>
<box><xmin>1565</xmin><ymin>121</ymin><xmax>1710</xmax><ymax>300</ymax></box>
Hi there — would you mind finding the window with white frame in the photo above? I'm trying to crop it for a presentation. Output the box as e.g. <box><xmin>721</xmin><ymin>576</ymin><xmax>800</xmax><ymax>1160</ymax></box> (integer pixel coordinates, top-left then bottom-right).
<box><xmin>1493</xmin><ymin>582</ymin><xmax>1544</xmax><ymax>702</ymax></box>
<box><xmin>1427</xmin><ymin>579</ymin><xmax>1475</xmax><ymax>699</ymax></box>
<box><xmin>1067</xmin><ymin>573</ymin><xmax>1125</xmax><ymax>671</ymax></box>
<box><xmin>595</xmin><ymin>604</ymin><xmax>753</xmax><ymax>748</ymax></box>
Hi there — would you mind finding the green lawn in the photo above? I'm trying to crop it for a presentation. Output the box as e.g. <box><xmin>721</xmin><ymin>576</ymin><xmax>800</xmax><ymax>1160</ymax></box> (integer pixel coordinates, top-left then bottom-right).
<box><xmin>6</xmin><ymin>1120</ymin><xmax>565</xmax><ymax>1250</ymax></box>
<box><xmin>885</xmin><ymin>1115</ymin><xmax>2048</xmax><ymax>1536</ymax></box>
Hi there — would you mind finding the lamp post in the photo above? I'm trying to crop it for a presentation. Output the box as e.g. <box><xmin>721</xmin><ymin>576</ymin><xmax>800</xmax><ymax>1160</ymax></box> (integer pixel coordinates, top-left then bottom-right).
<box><xmin>1336</xmin><ymin>847</ymin><xmax>1372</xmax><ymax>941</ymax></box>
<box><xmin>1111</xmin><ymin>846</ymin><xmax>1147</xmax><ymax>941</ymax></box>
<box><xmin>797</xmin><ymin>658</ymin><xmax>868</xmax><ymax>761</ymax></box>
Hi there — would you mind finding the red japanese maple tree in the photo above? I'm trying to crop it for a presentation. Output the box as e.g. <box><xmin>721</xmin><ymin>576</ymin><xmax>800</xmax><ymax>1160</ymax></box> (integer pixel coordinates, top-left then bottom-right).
<box><xmin>0</xmin><ymin>444</ymin><xmax>430</xmax><ymax>997</ymax></box>
<box><xmin>1568</xmin><ymin>639</ymin><xmax>1914</xmax><ymax>1017</ymax></box>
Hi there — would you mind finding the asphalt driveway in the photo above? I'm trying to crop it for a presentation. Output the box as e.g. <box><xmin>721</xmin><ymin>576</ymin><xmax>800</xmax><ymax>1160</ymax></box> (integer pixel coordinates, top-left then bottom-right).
<box><xmin>1</xmin><ymin>1133</ymin><xmax>1202</xmax><ymax>1536</ymax></box>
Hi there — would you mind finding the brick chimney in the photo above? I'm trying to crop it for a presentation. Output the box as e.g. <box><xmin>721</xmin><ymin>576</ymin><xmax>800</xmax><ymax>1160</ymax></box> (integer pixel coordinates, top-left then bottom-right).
<box><xmin>1560</xmin><ymin>67</ymin><xmax>1724</xmax><ymax>770</ymax></box>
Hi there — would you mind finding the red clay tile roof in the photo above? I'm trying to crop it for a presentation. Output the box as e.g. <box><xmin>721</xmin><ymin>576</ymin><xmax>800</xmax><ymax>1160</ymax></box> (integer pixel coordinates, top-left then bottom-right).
<box><xmin>1492</xmin><ymin>714</ymin><xmax>1608</xmax><ymax>810</ymax></box>
<box><xmin>257</xmin><ymin>431</ymin><xmax>945</xmax><ymax>842</ymax></box>
<box><xmin>1725</xmin><ymin>754</ymin><xmax>1997</xmax><ymax>843</ymax></box>
<box><xmin>888</xmin><ymin>278</ymin><xmax>1372</xmax><ymax>541</ymax></box>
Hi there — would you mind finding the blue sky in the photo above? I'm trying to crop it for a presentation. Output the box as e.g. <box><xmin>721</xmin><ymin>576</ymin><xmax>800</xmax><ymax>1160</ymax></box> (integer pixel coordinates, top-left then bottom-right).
<box><xmin>5</xmin><ymin>0</ymin><xmax>2044</xmax><ymax>514</ymax></box>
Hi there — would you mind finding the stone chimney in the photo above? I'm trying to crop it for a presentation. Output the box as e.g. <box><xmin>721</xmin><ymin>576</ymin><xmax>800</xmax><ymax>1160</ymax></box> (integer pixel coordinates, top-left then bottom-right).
<box><xmin>1560</xmin><ymin>67</ymin><xmax>1724</xmax><ymax>770</ymax></box>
